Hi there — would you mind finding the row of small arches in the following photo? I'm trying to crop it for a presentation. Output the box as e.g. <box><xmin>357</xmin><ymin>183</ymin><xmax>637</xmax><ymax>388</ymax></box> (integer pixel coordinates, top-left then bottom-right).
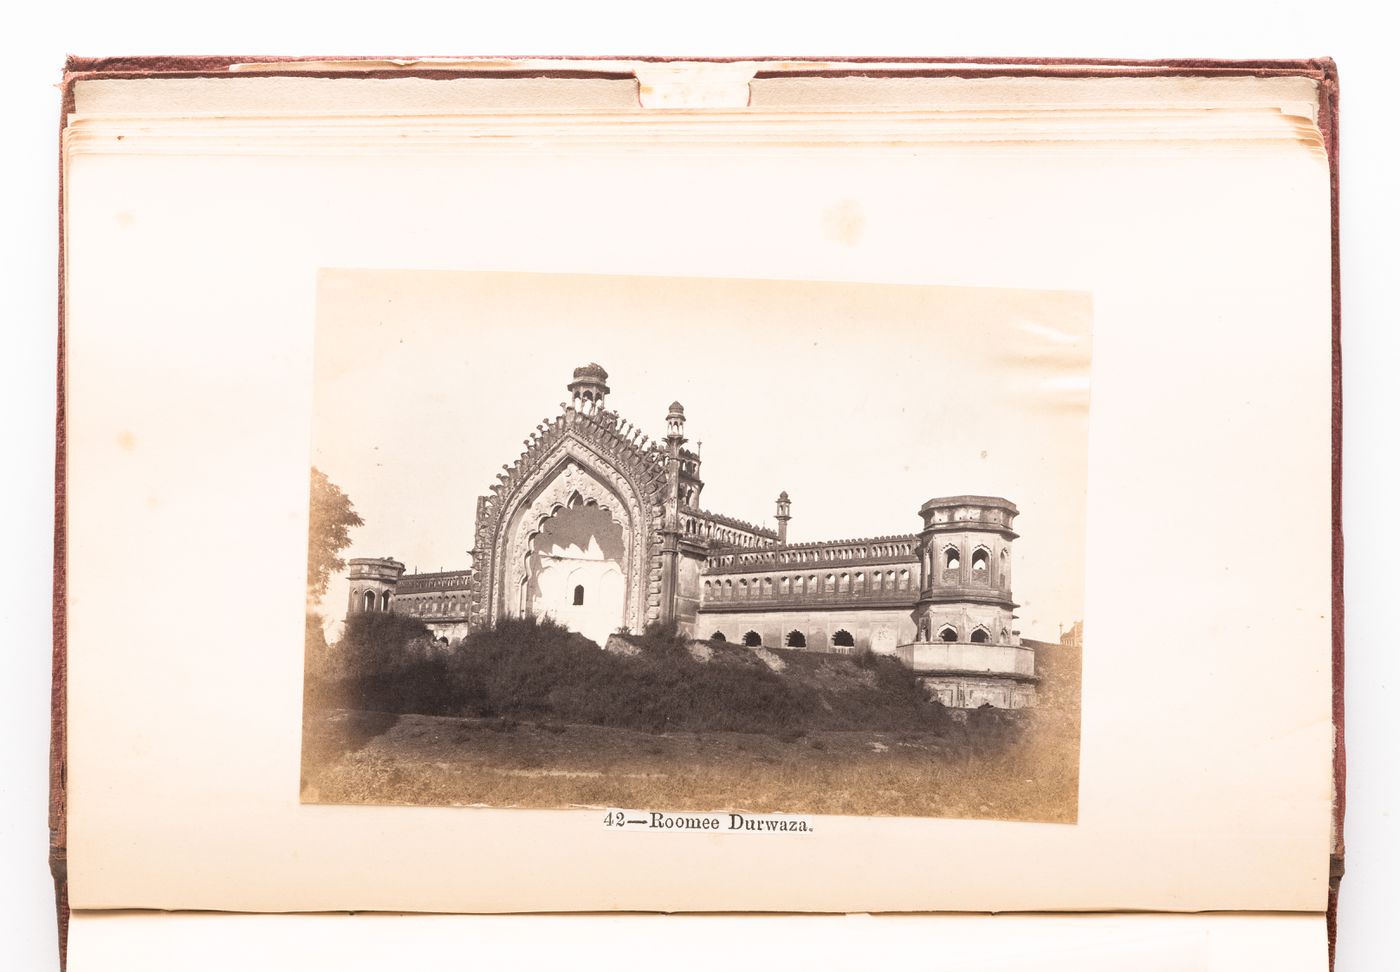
<box><xmin>683</xmin><ymin>517</ymin><xmax>765</xmax><ymax>548</ymax></box>
<box><xmin>357</xmin><ymin>590</ymin><xmax>392</xmax><ymax>612</ymax></box>
<box><xmin>710</xmin><ymin>629</ymin><xmax>856</xmax><ymax>649</ymax></box>
<box><xmin>917</xmin><ymin>620</ymin><xmax>1007</xmax><ymax>645</ymax></box>
<box><xmin>722</xmin><ymin>542</ymin><xmax>916</xmax><ymax>566</ymax></box>
<box><xmin>939</xmin><ymin>546</ymin><xmax>996</xmax><ymax>571</ymax></box>
<box><xmin>397</xmin><ymin>593</ymin><xmax>469</xmax><ymax>617</ymax></box>
<box><xmin>705</xmin><ymin>569</ymin><xmax>912</xmax><ymax>600</ymax></box>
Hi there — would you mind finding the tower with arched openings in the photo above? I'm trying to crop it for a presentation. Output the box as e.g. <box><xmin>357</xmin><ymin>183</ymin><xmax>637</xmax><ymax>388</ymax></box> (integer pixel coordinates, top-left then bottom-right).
<box><xmin>346</xmin><ymin>557</ymin><xmax>406</xmax><ymax>616</ymax></box>
<box><xmin>897</xmin><ymin>496</ymin><xmax>1036</xmax><ymax>708</ymax></box>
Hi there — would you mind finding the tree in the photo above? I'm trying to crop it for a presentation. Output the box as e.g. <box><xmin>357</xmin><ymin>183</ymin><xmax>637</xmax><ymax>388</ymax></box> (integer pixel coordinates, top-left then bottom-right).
<box><xmin>307</xmin><ymin>467</ymin><xmax>363</xmax><ymax>600</ymax></box>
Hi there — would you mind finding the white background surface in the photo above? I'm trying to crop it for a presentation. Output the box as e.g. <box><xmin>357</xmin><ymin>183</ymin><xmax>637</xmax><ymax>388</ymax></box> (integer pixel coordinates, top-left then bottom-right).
<box><xmin>1</xmin><ymin>2</ymin><xmax>1394</xmax><ymax>969</ymax></box>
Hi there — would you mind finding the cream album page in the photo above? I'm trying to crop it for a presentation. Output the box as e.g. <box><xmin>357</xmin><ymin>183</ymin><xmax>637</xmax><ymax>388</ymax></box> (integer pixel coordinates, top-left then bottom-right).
<box><xmin>61</xmin><ymin>68</ymin><xmax>1333</xmax><ymax>918</ymax></box>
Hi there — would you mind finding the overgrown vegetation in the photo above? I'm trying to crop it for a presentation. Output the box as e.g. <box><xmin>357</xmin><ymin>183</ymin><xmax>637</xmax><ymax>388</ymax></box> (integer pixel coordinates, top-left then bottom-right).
<box><xmin>305</xmin><ymin>613</ymin><xmax>950</xmax><ymax>736</ymax></box>
<box><xmin>301</xmin><ymin>617</ymin><xmax>1081</xmax><ymax>821</ymax></box>
<box><xmin>306</xmin><ymin>610</ymin><xmax>454</xmax><ymax>714</ymax></box>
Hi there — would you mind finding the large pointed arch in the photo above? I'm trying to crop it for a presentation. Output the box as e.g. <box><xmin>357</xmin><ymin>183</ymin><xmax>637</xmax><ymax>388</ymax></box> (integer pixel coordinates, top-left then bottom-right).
<box><xmin>470</xmin><ymin>409</ymin><xmax>669</xmax><ymax>636</ymax></box>
<box><xmin>501</xmin><ymin>456</ymin><xmax>635</xmax><ymax>623</ymax></box>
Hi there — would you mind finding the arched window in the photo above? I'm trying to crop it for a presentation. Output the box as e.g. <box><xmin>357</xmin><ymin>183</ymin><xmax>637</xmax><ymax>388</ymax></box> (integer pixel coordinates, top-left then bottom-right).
<box><xmin>972</xmin><ymin>548</ymin><xmax>990</xmax><ymax>572</ymax></box>
<box><xmin>786</xmin><ymin>630</ymin><xmax>807</xmax><ymax>648</ymax></box>
<box><xmin>838</xmin><ymin>573</ymin><xmax>850</xmax><ymax>592</ymax></box>
<box><xmin>361</xmin><ymin>590</ymin><xmax>376</xmax><ymax>612</ymax></box>
<box><xmin>898</xmin><ymin>569</ymin><xmax>909</xmax><ymax>590</ymax></box>
<box><xmin>832</xmin><ymin>629</ymin><xmax>855</xmax><ymax>648</ymax></box>
<box><xmin>711</xmin><ymin>631</ymin><xmax>727</xmax><ymax>642</ymax></box>
<box><xmin>573</xmin><ymin>585</ymin><xmax>585</xmax><ymax>606</ymax></box>
<box><xmin>939</xmin><ymin>625</ymin><xmax>958</xmax><ymax>642</ymax></box>
<box><xmin>743</xmin><ymin>630</ymin><xmax>762</xmax><ymax>647</ymax></box>
<box><xmin>971</xmin><ymin>627</ymin><xmax>990</xmax><ymax>644</ymax></box>
<box><xmin>381</xmin><ymin>591</ymin><xmax>392</xmax><ymax>611</ymax></box>
<box><xmin>944</xmin><ymin>547</ymin><xmax>961</xmax><ymax>569</ymax></box>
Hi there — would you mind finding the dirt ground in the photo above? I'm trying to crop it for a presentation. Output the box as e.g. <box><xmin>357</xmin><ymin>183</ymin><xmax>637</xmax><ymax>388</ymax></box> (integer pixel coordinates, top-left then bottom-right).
<box><xmin>301</xmin><ymin>708</ymin><xmax>1079</xmax><ymax>822</ymax></box>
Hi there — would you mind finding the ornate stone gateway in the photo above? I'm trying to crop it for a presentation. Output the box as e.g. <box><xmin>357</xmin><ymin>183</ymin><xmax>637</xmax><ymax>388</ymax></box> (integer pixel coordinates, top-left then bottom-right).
<box><xmin>469</xmin><ymin>365</ymin><xmax>677</xmax><ymax>638</ymax></box>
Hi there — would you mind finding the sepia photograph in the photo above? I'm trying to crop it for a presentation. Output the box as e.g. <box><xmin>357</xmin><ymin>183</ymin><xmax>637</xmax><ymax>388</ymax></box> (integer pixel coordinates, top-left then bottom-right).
<box><xmin>301</xmin><ymin>269</ymin><xmax>1090</xmax><ymax>822</ymax></box>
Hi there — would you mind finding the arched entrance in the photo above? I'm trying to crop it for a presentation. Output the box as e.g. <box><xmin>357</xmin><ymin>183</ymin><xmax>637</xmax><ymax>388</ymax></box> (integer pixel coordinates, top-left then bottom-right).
<box><xmin>523</xmin><ymin>495</ymin><xmax>627</xmax><ymax>646</ymax></box>
<box><xmin>479</xmin><ymin>425</ymin><xmax>664</xmax><ymax>641</ymax></box>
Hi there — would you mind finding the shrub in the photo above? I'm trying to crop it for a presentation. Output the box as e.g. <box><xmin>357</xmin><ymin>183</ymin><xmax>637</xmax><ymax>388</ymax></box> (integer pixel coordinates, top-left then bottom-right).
<box><xmin>637</xmin><ymin>618</ymin><xmax>687</xmax><ymax>650</ymax></box>
<box><xmin>869</xmin><ymin>654</ymin><xmax>928</xmax><ymax>702</ymax></box>
<box><xmin>443</xmin><ymin>615</ymin><xmax>812</xmax><ymax>733</ymax></box>
<box><xmin>337</xmin><ymin>610</ymin><xmax>436</xmax><ymax>676</ymax></box>
<box><xmin>316</xmin><ymin>613</ymin><xmax>952</xmax><ymax>736</ymax></box>
<box><xmin>306</xmin><ymin>610</ymin><xmax>455</xmax><ymax>715</ymax></box>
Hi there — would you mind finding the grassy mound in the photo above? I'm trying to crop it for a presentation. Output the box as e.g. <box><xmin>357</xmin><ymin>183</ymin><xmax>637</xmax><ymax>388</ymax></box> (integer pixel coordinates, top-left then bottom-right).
<box><xmin>307</xmin><ymin>615</ymin><xmax>949</xmax><ymax>736</ymax></box>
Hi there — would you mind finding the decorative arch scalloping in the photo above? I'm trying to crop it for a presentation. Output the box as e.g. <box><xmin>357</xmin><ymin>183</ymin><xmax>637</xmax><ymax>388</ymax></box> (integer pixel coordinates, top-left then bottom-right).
<box><xmin>470</xmin><ymin>410</ymin><xmax>670</xmax><ymax>634</ymax></box>
<box><xmin>501</xmin><ymin>457</ymin><xmax>638</xmax><ymax>624</ymax></box>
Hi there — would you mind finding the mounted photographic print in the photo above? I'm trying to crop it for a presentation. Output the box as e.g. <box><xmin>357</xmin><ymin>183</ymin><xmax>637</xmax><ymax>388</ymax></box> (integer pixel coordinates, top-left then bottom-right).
<box><xmin>300</xmin><ymin>269</ymin><xmax>1089</xmax><ymax>822</ymax></box>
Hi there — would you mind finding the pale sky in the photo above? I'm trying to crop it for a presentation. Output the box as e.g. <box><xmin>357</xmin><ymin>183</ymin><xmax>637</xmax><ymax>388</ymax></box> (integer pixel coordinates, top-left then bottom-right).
<box><xmin>312</xmin><ymin>270</ymin><xmax>1091</xmax><ymax>640</ymax></box>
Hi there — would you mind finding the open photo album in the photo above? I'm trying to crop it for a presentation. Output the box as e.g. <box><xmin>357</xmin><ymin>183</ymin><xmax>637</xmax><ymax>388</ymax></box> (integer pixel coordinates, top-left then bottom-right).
<box><xmin>55</xmin><ymin>56</ymin><xmax>1341</xmax><ymax>970</ymax></box>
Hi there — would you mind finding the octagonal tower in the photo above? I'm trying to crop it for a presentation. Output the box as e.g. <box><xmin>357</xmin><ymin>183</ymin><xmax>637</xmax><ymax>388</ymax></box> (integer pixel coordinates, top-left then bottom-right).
<box><xmin>897</xmin><ymin>496</ymin><xmax>1037</xmax><ymax>708</ymax></box>
<box><xmin>346</xmin><ymin>557</ymin><xmax>406</xmax><ymax>615</ymax></box>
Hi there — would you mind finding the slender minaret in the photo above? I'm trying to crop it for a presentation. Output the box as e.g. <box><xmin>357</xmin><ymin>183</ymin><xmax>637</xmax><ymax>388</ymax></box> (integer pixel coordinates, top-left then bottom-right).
<box><xmin>665</xmin><ymin>401</ymin><xmax>686</xmax><ymax>446</ymax></box>
<box><xmin>775</xmin><ymin>491</ymin><xmax>792</xmax><ymax>543</ymax></box>
<box><xmin>658</xmin><ymin>401</ymin><xmax>689</xmax><ymax>627</ymax></box>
